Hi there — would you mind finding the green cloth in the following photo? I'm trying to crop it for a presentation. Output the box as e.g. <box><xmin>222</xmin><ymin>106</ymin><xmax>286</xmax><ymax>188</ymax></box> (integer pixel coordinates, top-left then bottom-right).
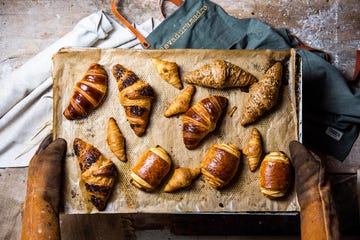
<box><xmin>146</xmin><ymin>0</ymin><xmax>360</xmax><ymax>161</ymax></box>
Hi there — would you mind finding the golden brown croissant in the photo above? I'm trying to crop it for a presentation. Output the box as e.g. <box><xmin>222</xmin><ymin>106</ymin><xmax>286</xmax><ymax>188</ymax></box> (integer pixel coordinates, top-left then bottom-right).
<box><xmin>73</xmin><ymin>138</ymin><xmax>118</xmax><ymax>211</ymax></box>
<box><xmin>259</xmin><ymin>151</ymin><xmax>291</xmax><ymax>198</ymax></box>
<box><xmin>152</xmin><ymin>57</ymin><xmax>183</xmax><ymax>89</ymax></box>
<box><xmin>243</xmin><ymin>128</ymin><xmax>263</xmax><ymax>172</ymax></box>
<box><xmin>63</xmin><ymin>63</ymin><xmax>108</xmax><ymax>120</ymax></box>
<box><xmin>131</xmin><ymin>146</ymin><xmax>172</xmax><ymax>191</ymax></box>
<box><xmin>163</xmin><ymin>167</ymin><xmax>201</xmax><ymax>192</ymax></box>
<box><xmin>112</xmin><ymin>64</ymin><xmax>155</xmax><ymax>137</ymax></box>
<box><xmin>182</xmin><ymin>95</ymin><xmax>228</xmax><ymax>149</ymax></box>
<box><xmin>200</xmin><ymin>143</ymin><xmax>241</xmax><ymax>189</ymax></box>
<box><xmin>183</xmin><ymin>60</ymin><xmax>257</xmax><ymax>89</ymax></box>
<box><xmin>107</xmin><ymin>117</ymin><xmax>126</xmax><ymax>162</ymax></box>
<box><xmin>164</xmin><ymin>85</ymin><xmax>196</xmax><ymax>117</ymax></box>
<box><xmin>240</xmin><ymin>62</ymin><xmax>283</xmax><ymax>126</ymax></box>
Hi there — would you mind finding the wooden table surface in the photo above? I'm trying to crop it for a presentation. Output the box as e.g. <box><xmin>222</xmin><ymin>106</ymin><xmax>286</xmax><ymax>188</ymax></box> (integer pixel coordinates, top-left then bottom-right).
<box><xmin>1</xmin><ymin>0</ymin><xmax>359</xmax><ymax>239</ymax></box>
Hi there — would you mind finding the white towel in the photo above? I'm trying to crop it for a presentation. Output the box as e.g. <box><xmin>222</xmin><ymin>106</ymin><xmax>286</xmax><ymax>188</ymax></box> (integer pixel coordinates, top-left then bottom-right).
<box><xmin>0</xmin><ymin>10</ymin><xmax>159</xmax><ymax>167</ymax></box>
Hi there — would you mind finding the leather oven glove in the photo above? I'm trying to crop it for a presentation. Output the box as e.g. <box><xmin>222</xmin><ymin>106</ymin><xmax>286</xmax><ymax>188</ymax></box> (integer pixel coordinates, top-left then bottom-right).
<box><xmin>21</xmin><ymin>134</ymin><xmax>67</xmax><ymax>240</ymax></box>
<box><xmin>289</xmin><ymin>141</ymin><xmax>340</xmax><ymax>240</ymax></box>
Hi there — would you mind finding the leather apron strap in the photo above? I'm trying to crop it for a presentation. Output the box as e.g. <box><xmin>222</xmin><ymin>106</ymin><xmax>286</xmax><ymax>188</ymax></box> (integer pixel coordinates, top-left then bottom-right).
<box><xmin>159</xmin><ymin>0</ymin><xmax>183</xmax><ymax>18</ymax></box>
<box><xmin>111</xmin><ymin>0</ymin><xmax>183</xmax><ymax>49</ymax></box>
<box><xmin>111</xmin><ymin>0</ymin><xmax>151</xmax><ymax>48</ymax></box>
<box><xmin>290</xmin><ymin>33</ymin><xmax>331</xmax><ymax>62</ymax></box>
<box><xmin>352</xmin><ymin>50</ymin><xmax>360</xmax><ymax>81</ymax></box>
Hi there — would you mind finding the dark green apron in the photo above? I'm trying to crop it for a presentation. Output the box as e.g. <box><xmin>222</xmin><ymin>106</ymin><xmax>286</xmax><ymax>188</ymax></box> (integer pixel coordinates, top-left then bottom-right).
<box><xmin>145</xmin><ymin>0</ymin><xmax>360</xmax><ymax>161</ymax></box>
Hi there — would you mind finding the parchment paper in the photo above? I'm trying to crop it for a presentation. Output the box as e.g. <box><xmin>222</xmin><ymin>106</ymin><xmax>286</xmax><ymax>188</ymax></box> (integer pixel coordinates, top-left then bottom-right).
<box><xmin>53</xmin><ymin>48</ymin><xmax>300</xmax><ymax>214</ymax></box>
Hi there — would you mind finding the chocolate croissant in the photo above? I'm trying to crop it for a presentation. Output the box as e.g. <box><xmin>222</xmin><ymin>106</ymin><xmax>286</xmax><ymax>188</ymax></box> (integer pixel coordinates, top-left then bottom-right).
<box><xmin>182</xmin><ymin>95</ymin><xmax>228</xmax><ymax>149</ymax></box>
<box><xmin>183</xmin><ymin>60</ymin><xmax>257</xmax><ymax>89</ymax></box>
<box><xmin>163</xmin><ymin>167</ymin><xmax>201</xmax><ymax>192</ymax></box>
<box><xmin>152</xmin><ymin>57</ymin><xmax>183</xmax><ymax>89</ymax></box>
<box><xmin>240</xmin><ymin>62</ymin><xmax>283</xmax><ymax>126</ymax></box>
<box><xmin>260</xmin><ymin>151</ymin><xmax>291</xmax><ymax>198</ymax></box>
<box><xmin>112</xmin><ymin>64</ymin><xmax>155</xmax><ymax>137</ymax></box>
<box><xmin>73</xmin><ymin>138</ymin><xmax>118</xmax><ymax>211</ymax></box>
<box><xmin>131</xmin><ymin>146</ymin><xmax>172</xmax><ymax>191</ymax></box>
<box><xmin>63</xmin><ymin>63</ymin><xmax>108</xmax><ymax>120</ymax></box>
<box><xmin>243</xmin><ymin>128</ymin><xmax>263</xmax><ymax>172</ymax></box>
<box><xmin>164</xmin><ymin>85</ymin><xmax>195</xmax><ymax>117</ymax></box>
<box><xmin>201</xmin><ymin>143</ymin><xmax>241</xmax><ymax>189</ymax></box>
<box><xmin>107</xmin><ymin>117</ymin><xmax>126</xmax><ymax>162</ymax></box>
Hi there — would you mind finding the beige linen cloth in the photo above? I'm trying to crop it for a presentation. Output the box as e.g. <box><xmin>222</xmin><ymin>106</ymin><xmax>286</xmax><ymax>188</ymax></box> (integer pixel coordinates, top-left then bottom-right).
<box><xmin>0</xmin><ymin>10</ymin><xmax>160</xmax><ymax>168</ymax></box>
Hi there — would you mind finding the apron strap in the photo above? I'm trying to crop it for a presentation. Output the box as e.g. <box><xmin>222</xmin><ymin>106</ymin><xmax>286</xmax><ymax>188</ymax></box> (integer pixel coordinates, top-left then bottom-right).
<box><xmin>159</xmin><ymin>0</ymin><xmax>183</xmax><ymax>18</ymax></box>
<box><xmin>352</xmin><ymin>50</ymin><xmax>360</xmax><ymax>81</ymax></box>
<box><xmin>290</xmin><ymin>33</ymin><xmax>331</xmax><ymax>62</ymax></box>
<box><xmin>292</xmin><ymin>32</ymin><xmax>360</xmax><ymax>83</ymax></box>
<box><xmin>111</xmin><ymin>0</ymin><xmax>151</xmax><ymax>48</ymax></box>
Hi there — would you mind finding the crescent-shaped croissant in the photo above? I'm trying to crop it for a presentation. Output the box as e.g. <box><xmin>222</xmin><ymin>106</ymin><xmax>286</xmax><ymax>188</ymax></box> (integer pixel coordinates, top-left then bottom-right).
<box><xmin>200</xmin><ymin>143</ymin><xmax>241</xmax><ymax>189</ymax></box>
<box><xmin>243</xmin><ymin>128</ymin><xmax>263</xmax><ymax>172</ymax></box>
<box><xmin>163</xmin><ymin>167</ymin><xmax>201</xmax><ymax>192</ymax></box>
<box><xmin>240</xmin><ymin>62</ymin><xmax>283</xmax><ymax>126</ymax></box>
<box><xmin>182</xmin><ymin>95</ymin><xmax>228</xmax><ymax>149</ymax></box>
<box><xmin>73</xmin><ymin>138</ymin><xmax>118</xmax><ymax>211</ymax></box>
<box><xmin>131</xmin><ymin>146</ymin><xmax>172</xmax><ymax>191</ymax></box>
<box><xmin>107</xmin><ymin>117</ymin><xmax>126</xmax><ymax>162</ymax></box>
<box><xmin>112</xmin><ymin>64</ymin><xmax>155</xmax><ymax>137</ymax></box>
<box><xmin>183</xmin><ymin>60</ymin><xmax>257</xmax><ymax>89</ymax></box>
<box><xmin>152</xmin><ymin>57</ymin><xmax>183</xmax><ymax>89</ymax></box>
<box><xmin>164</xmin><ymin>85</ymin><xmax>196</xmax><ymax>117</ymax></box>
<box><xmin>63</xmin><ymin>63</ymin><xmax>108</xmax><ymax>120</ymax></box>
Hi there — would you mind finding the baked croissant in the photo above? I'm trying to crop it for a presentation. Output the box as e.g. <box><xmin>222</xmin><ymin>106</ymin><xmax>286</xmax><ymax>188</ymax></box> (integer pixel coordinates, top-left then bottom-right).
<box><xmin>163</xmin><ymin>167</ymin><xmax>201</xmax><ymax>192</ymax></box>
<box><xmin>183</xmin><ymin>95</ymin><xmax>228</xmax><ymax>149</ymax></box>
<box><xmin>164</xmin><ymin>85</ymin><xmax>195</xmax><ymax>117</ymax></box>
<box><xmin>201</xmin><ymin>143</ymin><xmax>241</xmax><ymax>189</ymax></box>
<box><xmin>152</xmin><ymin>57</ymin><xmax>183</xmax><ymax>89</ymax></box>
<box><xmin>183</xmin><ymin>60</ymin><xmax>257</xmax><ymax>89</ymax></box>
<box><xmin>240</xmin><ymin>62</ymin><xmax>283</xmax><ymax>126</ymax></box>
<box><xmin>73</xmin><ymin>138</ymin><xmax>118</xmax><ymax>211</ymax></box>
<box><xmin>260</xmin><ymin>151</ymin><xmax>291</xmax><ymax>199</ymax></box>
<box><xmin>63</xmin><ymin>63</ymin><xmax>108</xmax><ymax>120</ymax></box>
<box><xmin>131</xmin><ymin>146</ymin><xmax>172</xmax><ymax>191</ymax></box>
<box><xmin>107</xmin><ymin>117</ymin><xmax>126</xmax><ymax>162</ymax></box>
<box><xmin>243</xmin><ymin>128</ymin><xmax>263</xmax><ymax>172</ymax></box>
<box><xmin>112</xmin><ymin>64</ymin><xmax>155</xmax><ymax>137</ymax></box>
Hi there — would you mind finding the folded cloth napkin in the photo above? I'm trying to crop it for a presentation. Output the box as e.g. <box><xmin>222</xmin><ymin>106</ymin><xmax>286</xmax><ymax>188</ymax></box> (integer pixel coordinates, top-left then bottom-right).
<box><xmin>0</xmin><ymin>11</ymin><xmax>160</xmax><ymax>167</ymax></box>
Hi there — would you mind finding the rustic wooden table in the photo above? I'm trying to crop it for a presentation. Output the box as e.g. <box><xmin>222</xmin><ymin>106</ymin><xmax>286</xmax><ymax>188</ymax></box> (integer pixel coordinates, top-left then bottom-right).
<box><xmin>1</xmin><ymin>0</ymin><xmax>359</xmax><ymax>239</ymax></box>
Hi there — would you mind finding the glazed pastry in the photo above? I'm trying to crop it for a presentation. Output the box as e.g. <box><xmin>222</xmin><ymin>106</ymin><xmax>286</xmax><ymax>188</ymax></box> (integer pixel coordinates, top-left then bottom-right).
<box><xmin>183</xmin><ymin>95</ymin><xmax>228</xmax><ymax>149</ymax></box>
<box><xmin>240</xmin><ymin>62</ymin><xmax>283</xmax><ymax>126</ymax></box>
<box><xmin>163</xmin><ymin>167</ymin><xmax>201</xmax><ymax>192</ymax></box>
<box><xmin>260</xmin><ymin>151</ymin><xmax>291</xmax><ymax>198</ymax></box>
<box><xmin>63</xmin><ymin>63</ymin><xmax>108</xmax><ymax>120</ymax></box>
<box><xmin>183</xmin><ymin>60</ymin><xmax>257</xmax><ymax>89</ymax></box>
<box><xmin>164</xmin><ymin>85</ymin><xmax>195</xmax><ymax>117</ymax></box>
<box><xmin>73</xmin><ymin>138</ymin><xmax>118</xmax><ymax>211</ymax></box>
<box><xmin>200</xmin><ymin>143</ymin><xmax>241</xmax><ymax>189</ymax></box>
<box><xmin>243</xmin><ymin>128</ymin><xmax>263</xmax><ymax>172</ymax></box>
<box><xmin>107</xmin><ymin>117</ymin><xmax>126</xmax><ymax>162</ymax></box>
<box><xmin>112</xmin><ymin>64</ymin><xmax>155</xmax><ymax>137</ymax></box>
<box><xmin>152</xmin><ymin>57</ymin><xmax>183</xmax><ymax>89</ymax></box>
<box><xmin>131</xmin><ymin>146</ymin><xmax>172</xmax><ymax>191</ymax></box>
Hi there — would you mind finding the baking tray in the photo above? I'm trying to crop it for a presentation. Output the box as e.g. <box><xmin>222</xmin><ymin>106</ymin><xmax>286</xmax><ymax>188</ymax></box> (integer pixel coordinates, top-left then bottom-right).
<box><xmin>53</xmin><ymin>48</ymin><xmax>301</xmax><ymax>214</ymax></box>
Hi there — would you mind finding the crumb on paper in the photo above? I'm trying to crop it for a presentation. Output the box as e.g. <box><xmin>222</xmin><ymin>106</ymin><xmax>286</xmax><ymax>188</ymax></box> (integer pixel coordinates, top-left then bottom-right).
<box><xmin>227</xmin><ymin>106</ymin><xmax>238</xmax><ymax>117</ymax></box>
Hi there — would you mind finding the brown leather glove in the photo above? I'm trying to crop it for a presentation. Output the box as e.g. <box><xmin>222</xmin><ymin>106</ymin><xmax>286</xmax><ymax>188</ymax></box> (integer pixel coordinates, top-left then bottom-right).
<box><xmin>289</xmin><ymin>141</ymin><xmax>339</xmax><ymax>240</ymax></box>
<box><xmin>21</xmin><ymin>134</ymin><xmax>67</xmax><ymax>240</ymax></box>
